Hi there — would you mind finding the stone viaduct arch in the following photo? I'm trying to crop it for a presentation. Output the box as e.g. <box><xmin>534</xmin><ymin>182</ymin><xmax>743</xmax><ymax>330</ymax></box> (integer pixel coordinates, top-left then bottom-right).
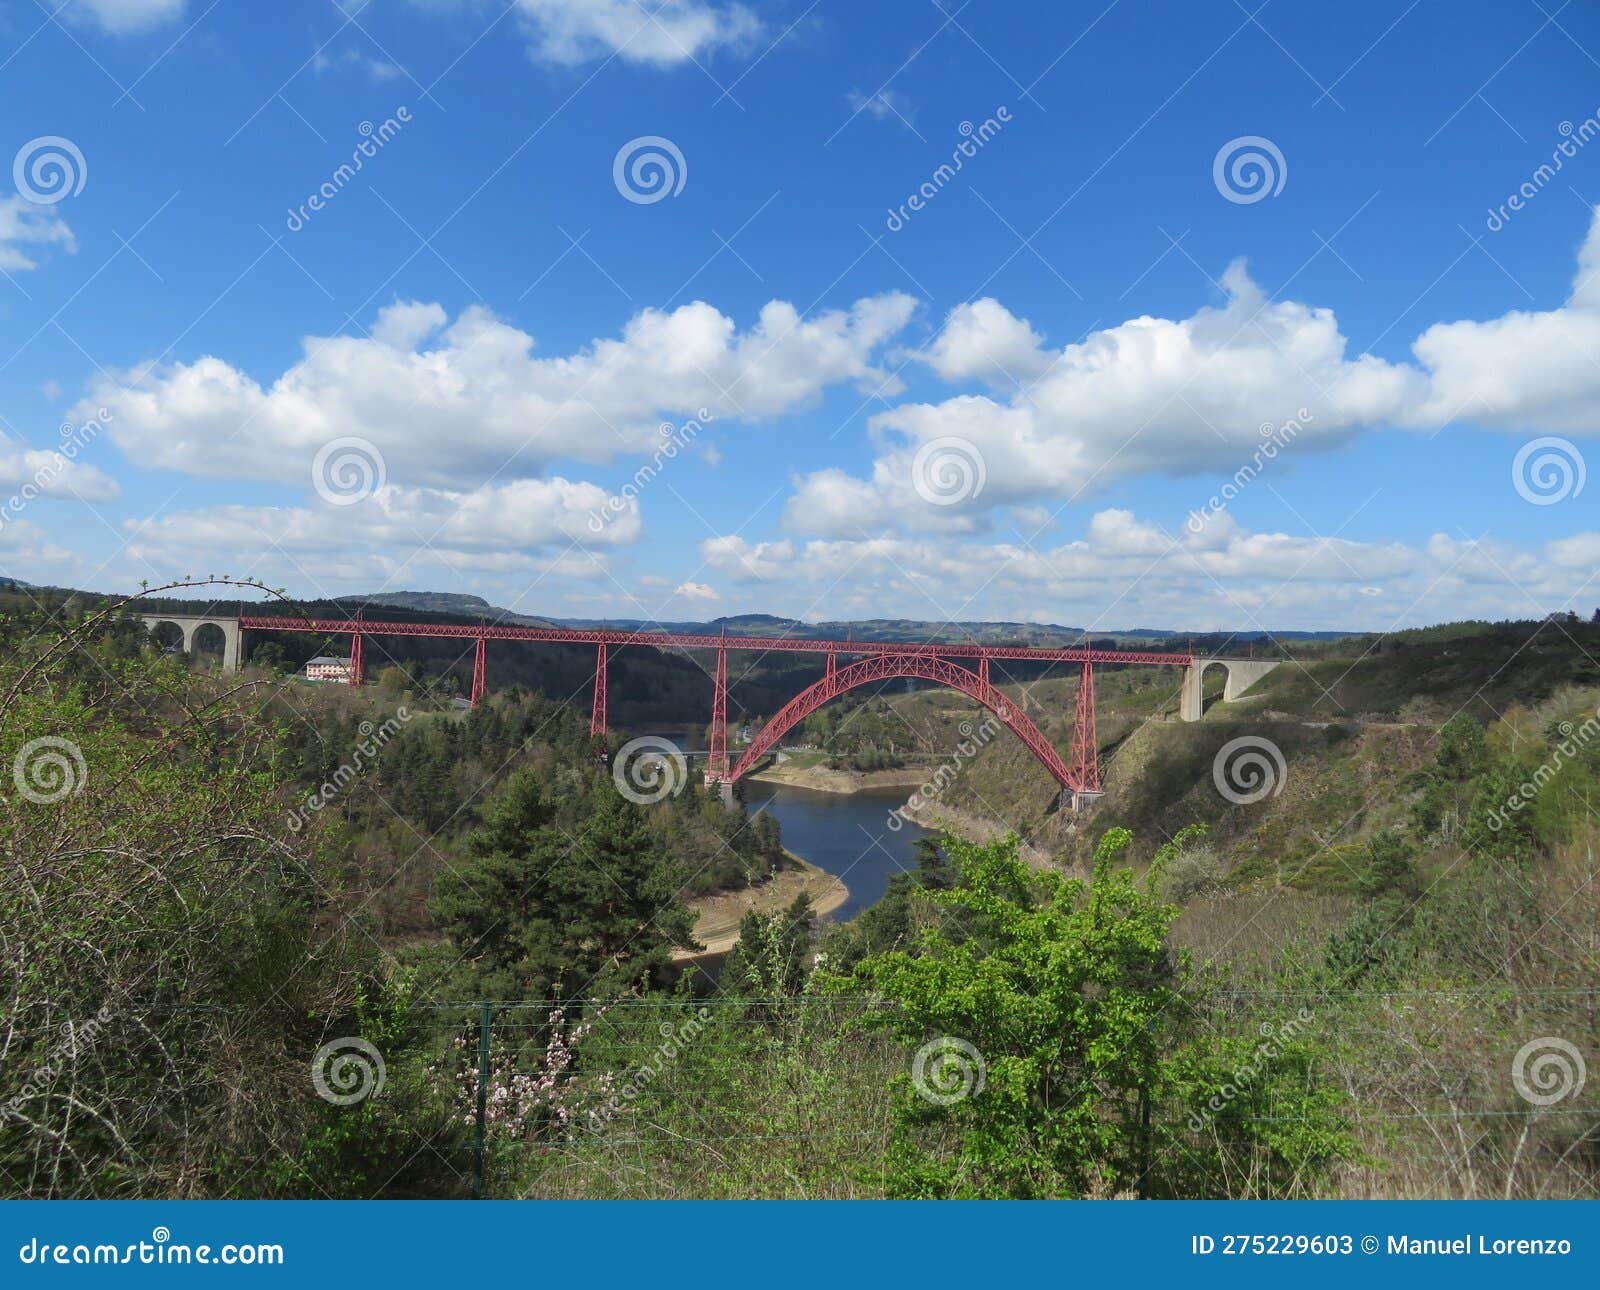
<box><xmin>138</xmin><ymin>613</ymin><xmax>243</xmax><ymax>672</ymax></box>
<box><xmin>1178</xmin><ymin>658</ymin><xmax>1280</xmax><ymax>721</ymax></box>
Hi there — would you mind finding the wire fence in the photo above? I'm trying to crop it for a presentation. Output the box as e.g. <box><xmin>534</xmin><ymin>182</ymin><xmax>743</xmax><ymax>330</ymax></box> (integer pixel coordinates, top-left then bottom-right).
<box><xmin>402</xmin><ymin>991</ymin><xmax>1599</xmax><ymax>1199</ymax></box>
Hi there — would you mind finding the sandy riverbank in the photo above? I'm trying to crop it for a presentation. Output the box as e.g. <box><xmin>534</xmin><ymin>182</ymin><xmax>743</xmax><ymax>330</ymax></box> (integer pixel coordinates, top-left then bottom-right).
<box><xmin>673</xmin><ymin>851</ymin><xmax>849</xmax><ymax>960</ymax></box>
<box><xmin>747</xmin><ymin>761</ymin><xmax>928</xmax><ymax>795</ymax></box>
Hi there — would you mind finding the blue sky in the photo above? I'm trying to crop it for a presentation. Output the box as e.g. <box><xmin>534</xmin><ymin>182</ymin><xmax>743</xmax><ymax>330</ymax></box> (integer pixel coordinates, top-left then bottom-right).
<box><xmin>1</xmin><ymin>0</ymin><xmax>1597</xmax><ymax>631</ymax></box>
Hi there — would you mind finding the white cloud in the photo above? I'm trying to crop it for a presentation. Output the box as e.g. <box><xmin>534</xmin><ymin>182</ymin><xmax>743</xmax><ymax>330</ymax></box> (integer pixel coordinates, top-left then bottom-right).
<box><xmin>0</xmin><ymin>196</ymin><xmax>77</xmax><ymax>272</ymax></box>
<box><xmin>62</xmin><ymin>0</ymin><xmax>184</xmax><ymax>33</ymax></box>
<box><xmin>110</xmin><ymin>476</ymin><xmax>643</xmax><ymax>603</ymax></box>
<box><xmin>916</xmin><ymin>298</ymin><xmax>1051</xmax><ymax>387</ymax></box>
<box><xmin>1548</xmin><ymin>531</ymin><xmax>1600</xmax><ymax>569</ymax></box>
<box><xmin>0</xmin><ymin>517</ymin><xmax>89</xmax><ymax>587</ymax></box>
<box><xmin>847</xmin><ymin>88</ymin><xmax>912</xmax><ymax>124</ymax></box>
<box><xmin>312</xmin><ymin>46</ymin><xmax>406</xmax><ymax>82</ymax></box>
<box><xmin>1404</xmin><ymin>207</ymin><xmax>1600</xmax><ymax>433</ymax></box>
<box><xmin>0</xmin><ymin>434</ymin><xmax>120</xmax><ymax>504</ymax></box>
<box><xmin>786</xmin><ymin>210</ymin><xmax>1600</xmax><ymax>536</ymax></box>
<box><xmin>672</xmin><ymin>580</ymin><xmax>718</xmax><ymax>601</ymax></box>
<box><xmin>700</xmin><ymin>511</ymin><xmax>1600</xmax><ymax>631</ymax></box>
<box><xmin>80</xmin><ymin>294</ymin><xmax>917</xmax><ymax>491</ymax></box>
<box><xmin>514</xmin><ymin>0</ymin><xmax>759</xmax><ymax>66</ymax></box>
<box><xmin>787</xmin><ymin>260</ymin><xmax>1421</xmax><ymax>534</ymax></box>
<box><xmin>699</xmin><ymin>535</ymin><xmax>795</xmax><ymax>581</ymax></box>
<box><xmin>123</xmin><ymin>476</ymin><xmax>638</xmax><ymax>571</ymax></box>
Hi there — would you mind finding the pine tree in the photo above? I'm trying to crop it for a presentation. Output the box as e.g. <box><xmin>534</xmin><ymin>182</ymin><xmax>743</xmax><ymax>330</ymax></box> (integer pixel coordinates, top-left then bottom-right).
<box><xmin>430</xmin><ymin>770</ymin><xmax>698</xmax><ymax>1000</ymax></box>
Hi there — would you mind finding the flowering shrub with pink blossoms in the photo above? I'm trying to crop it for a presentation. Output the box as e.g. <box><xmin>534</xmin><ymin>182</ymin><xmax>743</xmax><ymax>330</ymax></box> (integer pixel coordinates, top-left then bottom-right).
<box><xmin>435</xmin><ymin>1007</ymin><xmax>616</xmax><ymax>1140</ymax></box>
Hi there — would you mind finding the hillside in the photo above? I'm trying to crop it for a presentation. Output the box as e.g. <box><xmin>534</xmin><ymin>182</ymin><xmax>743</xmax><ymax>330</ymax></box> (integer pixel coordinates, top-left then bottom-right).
<box><xmin>337</xmin><ymin>590</ymin><xmax>557</xmax><ymax>626</ymax></box>
<box><xmin>875</xmin><ymin>617</ymin><xmax>1600</xmax><ymax>877</ymax></box>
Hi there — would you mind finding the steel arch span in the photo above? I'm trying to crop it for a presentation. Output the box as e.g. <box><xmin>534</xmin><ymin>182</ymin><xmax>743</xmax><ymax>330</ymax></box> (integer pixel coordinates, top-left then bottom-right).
<box><xmin>724</xmin><ymin>653</ymin><xmax>1090</xmax><ymax>792</ymax></box>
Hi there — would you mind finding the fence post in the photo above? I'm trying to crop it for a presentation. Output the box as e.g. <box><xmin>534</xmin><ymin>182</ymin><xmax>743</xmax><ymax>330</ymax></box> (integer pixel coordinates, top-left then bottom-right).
<box><xmin>1137</xmin><ymin>1085</ymin><xmax>1151</xmax><ymax>1199</ymax></box>
<box><xmin>472</xmin><ymin>1002</ymin><xmax>491</xmax><ymax>1199</ymax></box>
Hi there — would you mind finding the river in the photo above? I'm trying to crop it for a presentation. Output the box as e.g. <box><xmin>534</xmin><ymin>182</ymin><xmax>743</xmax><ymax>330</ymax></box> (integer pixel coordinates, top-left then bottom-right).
<box><xmin>632</xmin><ymin>727</ymin><xmax>936</xmax><ymax>920</ymax></box>
<box><xmin>743</xmin><ymin>781</ymin><xmax>935</xmax><ymax>920</ymax></box>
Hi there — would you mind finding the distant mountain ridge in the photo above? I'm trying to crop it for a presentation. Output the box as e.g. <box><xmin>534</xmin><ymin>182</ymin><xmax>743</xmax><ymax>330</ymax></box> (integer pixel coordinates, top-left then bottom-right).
<box><xmin>339</xmin><ymin>591</ymin><xmax>556</xmax><ymax>628</ymax></box>
<box><xmin>343</xmin><ymin>592</ymin><xmax>1353</xmax><ymax>644</ymax></box>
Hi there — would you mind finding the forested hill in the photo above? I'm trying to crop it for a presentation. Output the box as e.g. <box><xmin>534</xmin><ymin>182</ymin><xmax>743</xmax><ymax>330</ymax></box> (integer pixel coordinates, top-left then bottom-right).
<box><xmin>360</xmin><ymin>592</ymin><xmax>1356</xmax><ymax>645</ymax></box>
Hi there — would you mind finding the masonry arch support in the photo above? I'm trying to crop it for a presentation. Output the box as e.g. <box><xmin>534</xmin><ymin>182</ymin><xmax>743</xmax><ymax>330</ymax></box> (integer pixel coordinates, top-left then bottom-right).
<box><xmin>1179</xmin><ymin>657</ymin><xmax>1280</xmax><ymax>721</ymax></box>
<box><xmin>138</xmin><ymin>614</ymin><xmax>243</xmax><ymax>672</ymax></box>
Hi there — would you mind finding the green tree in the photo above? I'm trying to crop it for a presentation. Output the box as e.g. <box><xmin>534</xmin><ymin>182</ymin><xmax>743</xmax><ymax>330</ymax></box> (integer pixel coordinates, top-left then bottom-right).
<box><xmin>1356</xmin><ymin>830</ymin><xmax>1419</xmax><ymax>899</ymax></box>
<box><xmin>724</xmin><ymin>893</ymin><xmax>815</xmax><ymax>995</ymax></box>
<box><xmin>431</xmin><ymin>770</ymin><xmax>698</xmax><ymax>1000</ymax></box>
<box><xmin>0</xmin><ymin>599</ymin><xmax>455</xmax><ymax>1197</ymax></box>
<box><xmin>1412</xmin><ymin>712</ymin><xmax>1488</xmax><ymax>836</ymax></box>
<box><xmin>376</xmin><ymin>664</ymin><xmax>410</xmax><ymax>695</ymax></box>
<box><xmin>833</xmin><ymin>829</ymin><xmax>1346</xmax><ymax>1198</ymax></box>
<box><xmin>822</xmin><ymin>837</ymin><xmax>957</xmax><ymax>970</ymax></box>
<box><xmin>1462</xmin><ymin>755</ymin><xmax>1540</xmax><ymax>860</ymax></box>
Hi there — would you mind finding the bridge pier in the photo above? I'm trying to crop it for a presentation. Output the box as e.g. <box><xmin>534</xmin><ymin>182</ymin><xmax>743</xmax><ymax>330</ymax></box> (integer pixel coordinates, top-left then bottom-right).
<box><xmin>590</xmin><ymin>643</ymin><xmax>608</xmax><ymax>735</ymax></box>
<box><xmin>470</xmin><ymin>637</ymin><xmax>487</xmax><ymax>707</ymax></box>
<box><xmin>708</xmin><ymin>645</ymin><xmax>729</xmax><ymax>779</ymax></box>
<box><xmin>1069</xmin><ymin>660</ymin><xmax>1098</xmax><ymax>793</ymax></box>
<box><xmin>1179</xmin><ymin>658</ymin><xmax>1281</xmax><ymax>721</ymax></box>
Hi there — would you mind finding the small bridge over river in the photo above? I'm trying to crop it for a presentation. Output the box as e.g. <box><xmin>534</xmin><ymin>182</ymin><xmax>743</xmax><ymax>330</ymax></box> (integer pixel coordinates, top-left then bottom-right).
<box><xmin>136</xmin><ymin>612</ymin><xmax>1278</xmax><ymax>810</ymax></box>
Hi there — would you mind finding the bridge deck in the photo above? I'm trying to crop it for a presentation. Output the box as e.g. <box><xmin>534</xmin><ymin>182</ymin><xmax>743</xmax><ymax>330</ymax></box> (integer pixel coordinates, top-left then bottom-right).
<box><xmin>236</xmin><ymin>617</ymin><xmax>1191</xmax><ymax>666</ymax></box>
